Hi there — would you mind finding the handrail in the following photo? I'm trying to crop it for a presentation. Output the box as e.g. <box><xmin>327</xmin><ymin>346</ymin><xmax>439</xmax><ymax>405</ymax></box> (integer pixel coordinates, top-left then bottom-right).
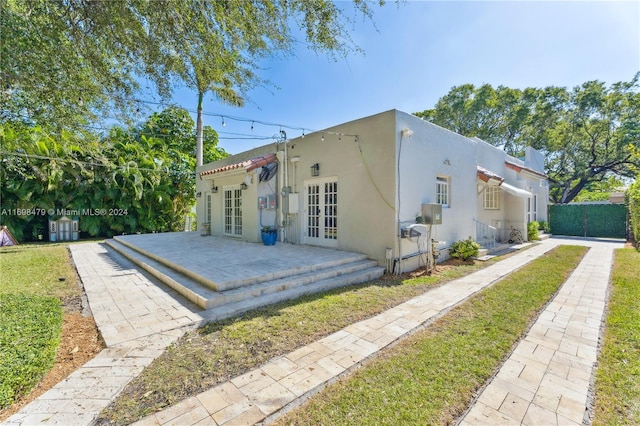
<box><xmin>473</xmin><ymin>219</ymin><xmax>497</xmax><ymax>249</ymax></box>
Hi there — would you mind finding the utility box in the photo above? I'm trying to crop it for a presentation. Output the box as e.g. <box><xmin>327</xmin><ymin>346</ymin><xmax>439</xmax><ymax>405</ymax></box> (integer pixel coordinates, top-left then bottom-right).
<box><xmin>421</xmin><ymin>203</ymin><xmax>443</xmax><ymax>225</ymax></box>
<box><xmin>267</xmin><ymin>194</ymin><xmax>277</xmax><ymax>209</ymax></box>
<box><xmin>288</xmin><ymin>193</ymin><xmax>299</xmax><ymax>214</ymax></box>
<box><xmin>258</xmin><ymin>197</ymin><xmax>266</xmax><ymax>209</ymax></box>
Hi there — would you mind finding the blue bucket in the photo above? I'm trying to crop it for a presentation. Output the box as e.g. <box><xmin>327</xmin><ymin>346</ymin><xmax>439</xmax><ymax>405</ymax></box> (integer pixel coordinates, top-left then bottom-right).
<box><xmin>261</xmin><ymin>229</ymin><xmax>277</xmax><ymax>245</ymax></box>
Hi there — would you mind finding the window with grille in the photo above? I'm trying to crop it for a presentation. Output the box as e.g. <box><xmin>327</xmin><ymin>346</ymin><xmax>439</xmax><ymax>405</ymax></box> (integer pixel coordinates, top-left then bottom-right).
<box><xmin>484</xmin><ymin>186</ymin><xmax>500</xmax><ymax>210</ymax></box>
<box><xmin>436</xmin><ymin>176</ymin><xmax>449</xmax><ymax>207</ymax></box>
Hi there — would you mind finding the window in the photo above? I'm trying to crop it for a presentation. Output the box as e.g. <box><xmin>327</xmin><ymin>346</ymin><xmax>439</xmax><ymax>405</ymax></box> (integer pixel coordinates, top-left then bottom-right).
<box><xmin>484</xmin><ymin>186</ymin><xmax>500</xmax><ymax>210</ymax></box>
<box><xmin>206</xmin><ymin>194</ymin><xmax>212</xmax><ymax>223</ymax></box>
<box><xmin>527</xmin><ymin>195</ymin><xmax>538</xmax><ymax>222</ymax></box>
<box><xmin>436</xmin><ymin>177</ymin><xmax>449</xmax><ymax>207</ymax></box>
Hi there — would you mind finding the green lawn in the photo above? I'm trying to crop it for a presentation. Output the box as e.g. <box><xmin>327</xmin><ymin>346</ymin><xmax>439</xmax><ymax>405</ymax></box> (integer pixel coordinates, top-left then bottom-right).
<box><xmin>0</xmin><ymin>243</ymin><xmax>80</xmax><ymax>410</ymax></box>
<box><xmin>275</xmin><ymin>245</ymin><xmax>587</xmax><ymax>425</ymax></box>
<box><xmin>592</xmin><ymin>248</ymin><xmax>640</xmax><ymax>425</ymax></box>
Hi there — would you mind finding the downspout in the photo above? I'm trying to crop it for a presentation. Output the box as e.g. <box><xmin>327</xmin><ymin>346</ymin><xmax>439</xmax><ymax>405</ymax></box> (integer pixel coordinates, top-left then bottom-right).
<box><xmin>281</xmin><ymin>130</ymin><xmax>288</xmax><ymax>242</ymax></box>
<box><xmin>395</xmin><ymin>127</ymin><xmax>414</xmax><ymax>274</ymax></box>
<box><xmin>396</xmin><ymin>131</ymin><xmax>404</xmax><ymax>274</ymax></box>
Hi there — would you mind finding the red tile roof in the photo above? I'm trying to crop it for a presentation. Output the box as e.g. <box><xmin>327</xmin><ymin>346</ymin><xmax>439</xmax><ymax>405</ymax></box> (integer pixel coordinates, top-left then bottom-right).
<box><xmin>505</xmin><ymin>161</ymin><xmax>547</xmax><ymax>178</ymax></box>
<box><xmin>477</xmin><ymin>166</ymin><xmax>504</xmax><ymax>184</ymax></box>
<box><xmin>199</xmin><ymin>153</ymin><xmax>277</xmax><ymax>178</ymax></box>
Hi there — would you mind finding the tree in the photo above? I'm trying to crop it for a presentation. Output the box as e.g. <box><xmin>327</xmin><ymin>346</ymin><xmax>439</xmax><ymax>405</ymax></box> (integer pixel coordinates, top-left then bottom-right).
<box><xmin>2</xmin><ymin>0</ymin><xmax>384</xmax><ymax>164</ymax></box>
<box><xmin>415</xmin><ymin>74</ymin><xmax>640</xmax><ymax>203</ymax></box>
<box><xmin>0</xmin><ymin>107</ymin><xmax>226</xmax><ymax>240</ymax></box>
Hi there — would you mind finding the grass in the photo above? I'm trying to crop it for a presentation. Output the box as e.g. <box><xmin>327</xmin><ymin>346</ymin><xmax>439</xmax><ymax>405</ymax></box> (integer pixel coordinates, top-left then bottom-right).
<box><xmin>0</xmin><ymin>294</ymin><xmax>62</xmax><ymax>409</ymax></box>
<box><xmin>592</xmin><ymin>248</ymin><xmax>640</xmax><ymax>425</ymax></box>
<box><xmin>97</xmin><ymin>258</ymin><xmax>490</xmax><ymax>424</ymax></box>
<box><xmin>0</xmin><ymin>243</ymin><xmax>81</xmax><ymax>299</ymax></box>
<box><xmin>0</xmin><ymin>243</ymin><xmax>80</xmax><ymax>410</ymax></box>
<box><xmin>275</xmin><ymin>245</ymin><xmax>587</xmax><ymax>425</ymax></box>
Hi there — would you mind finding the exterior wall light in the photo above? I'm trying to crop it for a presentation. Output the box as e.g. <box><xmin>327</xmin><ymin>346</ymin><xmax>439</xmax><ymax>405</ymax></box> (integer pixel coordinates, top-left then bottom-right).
<box><xmin>240</xmin><ymin>183</ymin><xmax>248</xmax><ymax>190</ymax></box>
<box><xmin>311</xmin><ymin>163</ymin><xmax>320</xmax><ymax>177</ymax></box>
<box><xmin>211</xmin><ymin>186</ymin><xmax>218</xmax><ymax>193</ymax></box>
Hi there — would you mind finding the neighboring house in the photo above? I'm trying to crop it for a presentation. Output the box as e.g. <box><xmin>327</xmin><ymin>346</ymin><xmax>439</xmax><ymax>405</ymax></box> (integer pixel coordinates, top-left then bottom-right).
<box><xmin>196</xmin><ymin>110</ymin><xmax>548</xmax><ymax>272</ymax></box>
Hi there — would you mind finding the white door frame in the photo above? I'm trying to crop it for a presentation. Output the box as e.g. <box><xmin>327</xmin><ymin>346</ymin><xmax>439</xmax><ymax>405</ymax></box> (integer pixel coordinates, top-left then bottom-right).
<box><xmin>303</xmin><ymin>177</ymin><xmax>339</xmax><ymax>248</ymax></box>
<box><xmin>223</xmin><ymin>185</ymin><xmax>243</xmax><ymax>237</ymax></box>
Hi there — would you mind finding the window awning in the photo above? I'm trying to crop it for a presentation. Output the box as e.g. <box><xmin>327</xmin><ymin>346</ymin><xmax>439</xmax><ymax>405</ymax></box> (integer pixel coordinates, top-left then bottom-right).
<box><xmin>500</xmin><ymin>182</ymin><xmax>533</xmax><ymax>198</ymax></box>
<box><xmin>199</xmin><ymin>153</ymin><xmax>277</xmax><ymax>179</ymax></box>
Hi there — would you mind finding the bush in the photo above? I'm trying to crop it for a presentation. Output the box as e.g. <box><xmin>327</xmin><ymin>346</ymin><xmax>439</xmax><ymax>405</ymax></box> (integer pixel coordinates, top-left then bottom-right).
<box><xmin>449</xmin><ymin>237</ymin><xmax>480</xmax><ymax>260</ymax></box>
<box><xmin>527</xmin><ymin>221</ymin><xmax>540</xmax><ymax>241</ymax></box>
<box><xmin>537</xmin><ymin>220</ymin><xmax>551</xmax><ymax>233</ymax></box>
<box><xmin>628</xmin><ymin>180</ymin><xmax>640</xmax><ymax>251</ymax></box>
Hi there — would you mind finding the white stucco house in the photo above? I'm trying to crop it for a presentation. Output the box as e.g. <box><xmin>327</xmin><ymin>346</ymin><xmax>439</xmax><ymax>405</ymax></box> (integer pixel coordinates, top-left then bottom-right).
<box><xmin>195</xmin><ymin>110</ymin><xmax>548</xmax><ymax>273</ymax></box>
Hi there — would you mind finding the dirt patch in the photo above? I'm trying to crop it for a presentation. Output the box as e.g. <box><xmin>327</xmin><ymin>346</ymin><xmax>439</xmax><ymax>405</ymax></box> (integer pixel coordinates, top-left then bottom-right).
<box><xmin>0</xmin><ymin>296</ymin><xmax>104</xmax><ymax>422</ymax></box>
<box><xmin>379</xmin><ymin>258</ymin><xmax>478</xmax><ymax>282</ymax></box>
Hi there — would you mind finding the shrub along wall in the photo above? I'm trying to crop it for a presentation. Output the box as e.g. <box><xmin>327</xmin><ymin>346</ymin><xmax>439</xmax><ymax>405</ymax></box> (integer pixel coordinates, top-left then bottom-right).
<box><xmin>549</xmin><ymin>203</ymin><xmax>627</xmax><ymax>238</ymax></box>
<box><xmin>628</xmin><ymin>180</ymin><xmax>640</xmax><ymax>248</ymax></box>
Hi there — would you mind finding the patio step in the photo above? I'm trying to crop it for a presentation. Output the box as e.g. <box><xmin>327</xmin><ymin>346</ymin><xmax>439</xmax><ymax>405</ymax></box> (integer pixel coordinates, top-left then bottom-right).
<box><xmin>104</xmin><ymin>239</ymin><xmax>385</xmax><ymax>315</ymax></box>
<box><xmin>105</xmin><ymin>239</ymin><xmax>218</xmax><ymax>308</ymax></box>
<box><xmin>201</xmin><ymin>265</ymin><xmax>386</xmax><ymax>322</ymax></box>
<box><xmin>111</xmin><ymin>235</ymin><xmax>370</xmax><ymax>291</ymax></box>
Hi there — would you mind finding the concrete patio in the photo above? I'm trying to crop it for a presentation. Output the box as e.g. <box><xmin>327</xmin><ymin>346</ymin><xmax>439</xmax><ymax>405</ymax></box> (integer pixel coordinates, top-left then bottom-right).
<box><xmin>106</xmin><ymin>232</ymin><xmax>384</xmax><ymax>316</ymax></box>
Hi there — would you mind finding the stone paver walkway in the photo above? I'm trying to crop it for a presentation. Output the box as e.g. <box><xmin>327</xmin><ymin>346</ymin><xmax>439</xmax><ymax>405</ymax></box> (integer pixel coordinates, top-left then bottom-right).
<box><xmin>459</xmin><ymin>240</ymin><xmax>617</xmax><ymax>426</ymax></box>
<box><xmin>4</xmin><ymin>243</ymin><xmax>205</xmax><ymax>425</ymax></box>
<box><xmin>3</xmin><ymin>237</ymin><xmax>622</xmax><ymax>426</ymax></box>
<box><xmin>131</xmin><ymin>239</ymin><xmax>585</xmax><ymax>426</ymax></box>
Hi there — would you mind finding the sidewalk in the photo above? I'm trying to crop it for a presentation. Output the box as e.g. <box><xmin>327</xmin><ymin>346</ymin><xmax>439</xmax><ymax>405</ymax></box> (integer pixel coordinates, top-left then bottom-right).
<box><xmin>3</xmin><ymin>238</ymin><xmax>622</xmax><ymax>425</ymax></box>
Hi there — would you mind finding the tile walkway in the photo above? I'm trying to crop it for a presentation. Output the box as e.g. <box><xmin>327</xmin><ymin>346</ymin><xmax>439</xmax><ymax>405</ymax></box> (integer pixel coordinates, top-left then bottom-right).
<box><xmin>459</xmin><ymin>240</ymin><xmax>616</xmax><ymax>426</ymax></box>
<box><xmin>4</xmin><ymin>243</ymin><xmax>205</xmax><ymax>426</ymax></box>
<box><xmin>3</xmin><ymin>237</ymin><xmax>623</xmax><ymax>425</ymax></box>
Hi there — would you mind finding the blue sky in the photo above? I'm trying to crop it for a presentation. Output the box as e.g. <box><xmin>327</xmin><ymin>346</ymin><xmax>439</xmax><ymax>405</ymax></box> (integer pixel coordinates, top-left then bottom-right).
<box><xmin>162</xmin><ymin>1</ymin><xmax>639</xmax><ymax>155</ymax></box>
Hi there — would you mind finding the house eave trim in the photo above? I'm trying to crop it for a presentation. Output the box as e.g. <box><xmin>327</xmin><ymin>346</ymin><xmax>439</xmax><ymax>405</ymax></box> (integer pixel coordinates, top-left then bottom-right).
<box><xmin>199</xmin><ymin>153</ymin><xmax>277</xmax><ymax>179</ymax></box>
<box><xmin>477</xmin><ymin>166</ymin><xmax>504</xmax><ymax>186</ymax></box>
<box><xmin>505</xmin><ymin>161</ymin><xmax>547</xmax><ymax>179</ymax></box>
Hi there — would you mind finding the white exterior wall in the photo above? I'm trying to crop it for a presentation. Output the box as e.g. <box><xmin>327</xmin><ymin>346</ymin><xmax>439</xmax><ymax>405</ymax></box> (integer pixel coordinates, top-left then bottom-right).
<box><xmin>195</xmin><ymin>109</ymin><xmax>549</xmax><ymax>272</ymax></box>
<box><xmin>282</xmin><ymin>110</ymin><xmax>398</xmax><ymax>265</ymax></box>
<box><xmin>394</xmin><ymin>112</ymin><xmax>478</xmax><ymax>270</ymax></box>
<box><xmin>196</xmin><ymin>144</ymin><xmax>278</xmax><ymax>243</ymax></box>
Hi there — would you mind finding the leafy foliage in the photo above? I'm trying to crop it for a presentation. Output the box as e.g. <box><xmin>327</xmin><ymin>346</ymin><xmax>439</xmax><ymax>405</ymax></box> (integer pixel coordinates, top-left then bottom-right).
<box><xmin>0</xmin><ymin>108</ymin><xmax>226</xmax><ymax>241</ymax></box>
<box><xmin>537</xmin><ymin>220</ymin><xmax>550</xmax><ymax>234</ymax></box>
<box><xmin>628</xmin><ymin>180</ymin><xmax>640</xmax><ymax>250</ymax></box>
<box><xmin>449</xmin><ymin>237</ymin><xmax>481</xmax><ymax>260</ymax></box>
<box><xmin>1</xmin><ymin>0</ymin><xmax>382</xmax><ymax>133</ymax></box>
<box><xmin>415</xmin><ymin>75</ymin><xmax>640</xmax><ymax>203</ymax></box>
<box><xmin>527</xmin><ymin>221</ymin><xmax>540</xmax><ymax>241</ymax></box>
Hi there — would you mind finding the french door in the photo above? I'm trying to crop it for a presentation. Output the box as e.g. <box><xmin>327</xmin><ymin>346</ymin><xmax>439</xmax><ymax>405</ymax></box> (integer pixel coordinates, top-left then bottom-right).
<box><xmin>305</xmin><ymin>178</ymin><xmax>338</xmax><ymax>247</ymax></box>
<box><xmin>223</xmin><ymin>186</ymin><xmax>243</xmax><ymax>236</ymax></box>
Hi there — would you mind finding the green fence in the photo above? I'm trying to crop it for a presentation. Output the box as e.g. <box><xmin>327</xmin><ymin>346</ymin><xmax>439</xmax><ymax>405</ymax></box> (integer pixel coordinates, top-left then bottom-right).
<box><xmin>549</xmin><ymin>204</ymin><xmax>627</xmax><ymax>238</ymax></box>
